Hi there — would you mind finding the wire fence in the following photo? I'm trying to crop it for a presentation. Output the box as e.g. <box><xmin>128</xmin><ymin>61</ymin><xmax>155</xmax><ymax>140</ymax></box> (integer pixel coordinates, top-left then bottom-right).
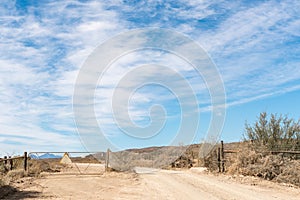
<box><xmin>204</xmin><ymin>140</ymin><xmax>300</xmax><ymax>173</ymax></box>
<box><xmin>0</xmin><ymin>153</ymin><xmax>27</xmax><ymax>173</ymax></box>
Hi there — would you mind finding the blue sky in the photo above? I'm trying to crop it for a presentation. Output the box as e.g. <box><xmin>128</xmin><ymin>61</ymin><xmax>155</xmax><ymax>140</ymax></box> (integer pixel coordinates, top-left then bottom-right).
<box><xmin>0</xmin><ymin>0</ymin><xmax>300</xmax><ymax>155</ymax></box>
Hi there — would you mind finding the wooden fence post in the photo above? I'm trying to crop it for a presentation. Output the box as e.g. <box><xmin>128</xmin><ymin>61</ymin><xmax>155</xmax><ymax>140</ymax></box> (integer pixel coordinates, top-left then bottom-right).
<box><xmin>4</xmin><ymin>156</ymin><xmax>7</xmax><ymax>165</ymax></box>
<box><xmin>221</xmin><ymin>140</ymin><xmax>225</xmax><ymax>172</ymax></box>
<box><xmin>217</xmin><ymin>147</ymin><xmax>221</xmax><ymax>172</ymax></box>
<box><xmin>24</xmin><ymin>152</ymin><xmax>27</xmax><ymax>171</ymax></box>
<box><xmin>9</xmin><ymin>156</ymin><xmax>13</xmax><ymax>170</ymax></box>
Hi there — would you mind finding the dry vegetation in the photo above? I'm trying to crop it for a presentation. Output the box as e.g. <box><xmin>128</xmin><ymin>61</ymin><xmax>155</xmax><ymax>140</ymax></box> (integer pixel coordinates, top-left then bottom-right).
<box><xmin>0</xmin><ymin>165</ymin><xmax>27</xmax><ymax>199</ymax></box>
<box><xmin>227</xmin><ymin>147</ymin><xmax>300</xmax><ymax>186</ymax></box>
<box><xmin>202</xmin><ymin>142</ymin><xmax>300</xmax><ymax>187</ymax></box>
<box><xmin>0</xmin><ymin>158</ymin><xmax>62</xmax><ymax>185</ymax></box>
<box><xmin>1</xmin><ymin>157</ymin><xmax>26</xmax><ymax>187</ymax></box>
<box><xmin>204</xmin><ymin>112</ymin><xmax>300</xmax><ymax>187</ymax></box>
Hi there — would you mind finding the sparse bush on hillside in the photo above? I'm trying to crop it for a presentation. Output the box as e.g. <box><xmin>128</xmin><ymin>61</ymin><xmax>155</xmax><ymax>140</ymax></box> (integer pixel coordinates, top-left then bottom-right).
<box><xmin>108</xmin><ymin>146</ymin><xmax>190</xmax><ymax>171</ymax></box>
<box><xmin>244</xmin><ymin>112</ymin><xmax>300</xmax><ymax>151</ymax></box>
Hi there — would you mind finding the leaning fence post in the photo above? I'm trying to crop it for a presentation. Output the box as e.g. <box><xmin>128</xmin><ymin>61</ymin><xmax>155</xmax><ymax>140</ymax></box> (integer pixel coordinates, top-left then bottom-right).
<box><xmin>24</xmin><ymin>152</ymin><xmax>28</xmax><ymax>171</ymax></box>
<box><xmin>221</xmin><ymin>140</ymin><xmax>225</xmax><ymax>172</ymax></box>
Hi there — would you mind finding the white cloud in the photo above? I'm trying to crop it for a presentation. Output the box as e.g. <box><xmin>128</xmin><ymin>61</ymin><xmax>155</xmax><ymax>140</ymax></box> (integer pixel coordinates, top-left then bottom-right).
<box><xmin>0</xmin><ymin>0</ymin><xmax>125</xmax><ymax>153</ymax></box>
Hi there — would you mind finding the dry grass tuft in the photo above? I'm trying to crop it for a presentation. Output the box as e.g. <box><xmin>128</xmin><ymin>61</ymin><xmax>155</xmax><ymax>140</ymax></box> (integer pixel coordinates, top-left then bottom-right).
<box><xmin>28</xmin><ymin>159</ymin><xmax>63</xmax><ymax>177</ymax></box>
<box><xmin>4</xmin><ymin>169</ymin><xmax>25</xmax><ymax>184</ymax></box>
<box><xmin>0</xmin><ymin>169</ymin><xmax>26</xmax><ymax>186</ymax></box>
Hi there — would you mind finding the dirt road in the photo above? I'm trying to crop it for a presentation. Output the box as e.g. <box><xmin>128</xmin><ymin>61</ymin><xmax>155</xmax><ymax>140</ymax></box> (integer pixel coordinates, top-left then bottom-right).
<box><xmin>6</xmin><ymin>165</ymin><xmax>300</xmax><ymax>199</ymax></box>
<box><xmin>136</xmin><ymin>168</ymin><xmax>300</xmax><ymax>200</ymax></box>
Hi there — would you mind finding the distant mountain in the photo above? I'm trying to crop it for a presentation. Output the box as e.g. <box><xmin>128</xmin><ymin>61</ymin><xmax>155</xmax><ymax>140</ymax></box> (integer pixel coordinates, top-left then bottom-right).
<box><xmin>30</xmin><ymin>153</ymin><xmax>61</xmax><ymax>159</ymax></box>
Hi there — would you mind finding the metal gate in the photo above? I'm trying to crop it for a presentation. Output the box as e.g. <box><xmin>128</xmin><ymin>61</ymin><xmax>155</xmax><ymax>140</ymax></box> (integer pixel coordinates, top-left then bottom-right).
<box><xmin>28</xmin><ymin>152</ymin><xmax>106</xmax><ymax>175</ymax></box>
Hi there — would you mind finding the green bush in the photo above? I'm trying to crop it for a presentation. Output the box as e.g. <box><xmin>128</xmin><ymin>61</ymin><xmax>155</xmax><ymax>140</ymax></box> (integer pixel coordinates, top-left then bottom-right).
<box><xmin>244</xmin><ymin>112</ymin><xmax>300</xmax><ymax>151</ymax></box>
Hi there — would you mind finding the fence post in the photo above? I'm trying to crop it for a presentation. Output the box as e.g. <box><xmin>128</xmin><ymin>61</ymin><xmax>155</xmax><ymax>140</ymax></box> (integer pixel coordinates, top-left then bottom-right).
<box><xmin>105</xmin><ymin>149</ymin><xmax>110</xmax><ymax>172</ymax></box>
<box><xmin>221</xmin><ymin>140</ymin><xmax>225</xmax><ymax>172</ymax></box>
<box><xmin>4</xmin><ymin>156</ymin><xmax>7</xmax><ymax>165</ymax></box>
<box><xmin>24</xmin><ymin>152</ymin><xmax>28</xmax><ymax>171</ymax></box>
<box><xmin>9</xmin><ymin>156</ymin><xmax>13</xmax><ymax>170</ymax></box>
<box><xmin>217</xmin><ymin>147</ymin><xmax>221</xmax><ymax>172</ymax></box>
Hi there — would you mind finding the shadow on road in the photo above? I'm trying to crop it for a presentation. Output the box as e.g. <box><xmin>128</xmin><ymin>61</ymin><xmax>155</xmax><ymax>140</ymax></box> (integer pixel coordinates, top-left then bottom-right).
<box><xmin>0</xmin><ymin>185</ymin><xmax>41</xmax><ymax>199</ymax></box>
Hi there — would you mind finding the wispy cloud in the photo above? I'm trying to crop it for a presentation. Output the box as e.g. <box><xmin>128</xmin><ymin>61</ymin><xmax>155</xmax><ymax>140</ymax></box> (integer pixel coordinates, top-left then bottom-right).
<box><xmin>0</xmin><ymin>0</ymin><xmax>125</xmax><ymax>153</ymax></box>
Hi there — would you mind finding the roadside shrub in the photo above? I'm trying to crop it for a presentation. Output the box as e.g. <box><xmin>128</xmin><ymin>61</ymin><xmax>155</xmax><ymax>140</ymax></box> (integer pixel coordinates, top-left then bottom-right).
<box><xmin>244</xmin><ymin>112</ymin><xmax>300</xmax><ymax>151</ymax></box>
<box><xmin>275</xmin><ymin>159</ymin><xmax>300</xmax><ymax>186</ymax></box>
<box><xmin>1</xmin><ymin>169</ymin><xmax>25</xmax><ymax>185</ymax></box>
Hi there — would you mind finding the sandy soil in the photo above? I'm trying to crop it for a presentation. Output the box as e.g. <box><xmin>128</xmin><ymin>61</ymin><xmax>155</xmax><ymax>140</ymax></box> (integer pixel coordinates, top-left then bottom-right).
<box><xmin>4</xmin><ymin>164</ymin><xmax>300</xmax><ymax>200</ymax></box>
